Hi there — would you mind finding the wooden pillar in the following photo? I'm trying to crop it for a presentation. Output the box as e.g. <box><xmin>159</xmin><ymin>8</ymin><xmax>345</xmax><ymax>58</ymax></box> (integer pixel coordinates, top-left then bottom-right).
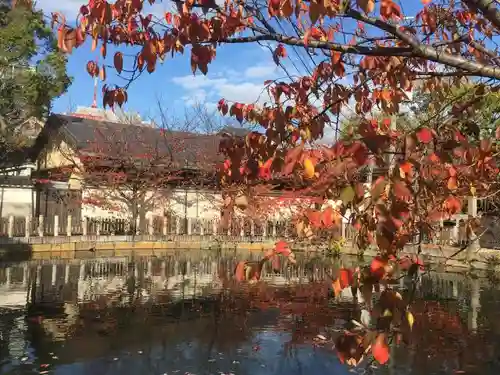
<box><xmin>67</xmin><ymin>215</ymin><xmax>72</xmax><ymax>236</ymax></box>
<box><xmin>175</xmin><ymin>217</ymin><xmax>180</xmax><ymax>235</ymax></box>
<box><xmin>162</xmin><ymin>216</ymin><xmax>168</xmax><ymax>235</ymax></box>
<box><xmin>240</xmin><ymin>218</ymin><xmax>245</xmax><ymax>238</ymax></box>
<box><xmin>212</xmin><ymin>219</ymin><xmax>217</xmax><ymax>235</ymax></box>
<box><xmin>250</xmin><ymin>220</ymin><xmax>255</xmax><ymax>236</ymax></box>
<box><xmin>25</xmin><ymin>216</ymin><xmax>30</xmax><ymax>239</ymax></box>
<box><xmin>7</xmin><ymin>215</ymin><xmax>14</xmax><ymax>237</ymax></box>
<box><xmin>187</xmin><ymin>218</ymin><xmax>192</xmax><ymax>235</ymax></box>
<box><xmin>38</xmin><ymin>215</ymin><xmax>44</xmax><ymax>237</ymax></box>
<box><xmin>82</xmin><ymin>217</ymin><xmax>88</xmax><ymax>236</ymax></box>
<box><xmin>54</xmin><ymin>215</ymin><xmax>59</xmax><ymax>237</ymax></box>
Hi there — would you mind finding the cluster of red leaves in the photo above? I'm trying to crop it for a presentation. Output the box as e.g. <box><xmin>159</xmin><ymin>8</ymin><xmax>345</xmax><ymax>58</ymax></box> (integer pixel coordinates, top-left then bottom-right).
<box><xmin>49</xmin><ymin>0</ymin><xmax>500</xmax><ymax>369</ymax></box>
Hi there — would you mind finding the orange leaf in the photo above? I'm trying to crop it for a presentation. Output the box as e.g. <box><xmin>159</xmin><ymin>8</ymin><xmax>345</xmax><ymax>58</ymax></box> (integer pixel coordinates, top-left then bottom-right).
<box><xmin>303</xmin><ymin>158</ymin><xmax>315</xmax><ymax>179</ymax></box>
<box><xmin>357</xmin><ymin>0</ymin><xmax>375</xmax><ymax>13</ymax></box>
<box><xmin>99</xmin><ymin>64</ymin><xmax>106</xmax><ymax>81</ymax></box>
<box><xmin>447</xmin><ymin>176</ymin><xmax>458</xmax><ymax>191</ymax></box>
<box><xmin>372</xmin><ymin>334</ymin><xmax>389</xmax><ymax>364</ymax></box>
<box><xmin>332</xmin><ymin>278</ymin><xmax>342</xmax><ymax>297</ymax></box>
<box><xmin>416</xmin><ymin>127</ymin><xmax>433</xmax><ymax>143</ymax></box>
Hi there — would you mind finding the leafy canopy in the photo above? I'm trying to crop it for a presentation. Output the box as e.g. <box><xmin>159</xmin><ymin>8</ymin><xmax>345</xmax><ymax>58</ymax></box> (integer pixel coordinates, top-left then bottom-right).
<box><xmin>0</xmin><ymin>0</ymin><xmax>71</xmax><ymax>144</ymax></box>
<box><xmin>50</xmin><ymin>0</ymin><xmax>500</xmax><ymax>369</ymax></box>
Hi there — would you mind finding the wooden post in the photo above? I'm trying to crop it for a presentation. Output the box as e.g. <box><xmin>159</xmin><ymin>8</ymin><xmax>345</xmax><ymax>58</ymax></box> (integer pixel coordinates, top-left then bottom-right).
<box><xmin>212</xmin><ymin>219</ymin><xmax>217</xmax><ymax>235</ymax></box>
<box><xmin>148</xmin><ymin>215</ymin><xmax>154</xmax><ymax>235</ymax></box>
<box><xmin>250</xmin><ymin>220</ymin><xmax>255</xmax><ymax>236</ymax></box>
<box><xmin>67</xmin><ymin>215</ymin><xmax>72</xmax><ymax>236</ymax></box>
<box><xmin>135</xmin><ymin>216</ymin><xmax>140</xmax><ymax>235</ymax></box>
<box><xmin>175</xmin><ymin>217</ymin><xmax>180</xmax><ymax>235</ymax></box>
<box><xmin>54</xmin><ymin>215</ymin><xmax>59</xmax><ymax>237</ymax></box>
<box><xmin>262</xmin><ymin>220</ymin><xmax>267</xmax><ymax>237</ymax></box>
<box><xmin>38</xmin><ymin>215</ymin><xmax>44</xmax><ymax>237</ymax></box>
<box><xmin>272</xmin><ymin>221</ymin><xmax>277</xmax><ymax>237</ymax></box>
<box><xmin>240</xmin><ymin>218</ymin><xmax>245</xmax><ymax>238</ymax></box>
<box><xmin>162</xmin><ymin>216</ymin><xmax>168</xmax><ymax>236</ymax></box>
<box><xmin>96</xmin><ymin>220</ymin><xmax>101</xmax><ymax>236</ymax></box>
<box><xmin>200</xmin><ymin>219</ymin><xmax>204</xmax><ymax>236</ymax></box>
<box><xmin>7</xmin><ymin>215</ymin><xmax>14</xmax><ymax>238</ymax></box>
<box><xmin>82</xmin><ymin>217</ymin><xmax>88</xmax><ymax>236</ymax></box>
<box><xmin>25</xmin><ymin>216</ymin><xmax>30</xmax><ymax>239</ymax></box>
<box><xmin>467</xmin><ymin>196</ymin><xmax>478</xmax><ymax>217</ymax></box>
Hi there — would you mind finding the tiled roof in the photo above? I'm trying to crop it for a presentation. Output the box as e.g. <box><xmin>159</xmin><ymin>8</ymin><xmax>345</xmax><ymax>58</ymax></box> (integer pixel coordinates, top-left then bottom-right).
<box><xmin>43</xmin><ymin>114</ymin><xmax>226</xmax><ymax>170</ymax></box>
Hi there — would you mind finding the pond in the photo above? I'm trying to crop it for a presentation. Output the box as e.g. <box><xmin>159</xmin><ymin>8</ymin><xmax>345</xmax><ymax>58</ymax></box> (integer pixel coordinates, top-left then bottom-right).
<box><xmin>0</xmin><ymin>250</ymin><xmax>499</xmax><ymax>375</ymax></box>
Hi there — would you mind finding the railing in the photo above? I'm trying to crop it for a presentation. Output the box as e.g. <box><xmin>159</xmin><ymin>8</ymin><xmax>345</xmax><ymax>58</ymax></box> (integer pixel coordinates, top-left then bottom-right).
<box><xmin>0</xmin><ymin>213</ymin><xmax>494</xmax><ymax>248</ymax></box>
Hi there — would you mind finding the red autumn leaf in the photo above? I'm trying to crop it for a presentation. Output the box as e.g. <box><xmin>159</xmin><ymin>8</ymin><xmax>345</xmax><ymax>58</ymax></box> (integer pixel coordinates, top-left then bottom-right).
<box><xmin>339</xmin><ymin>268</ymin><xmax>353</xmax><ymax>288</ymax></box>
<box><xmin>370</xmin><ymin>256</ymin><xmax>387</xmax><ymax>278</ymax></box>
<box><xmin>307</xmin><ymin>210</ymin><xmax>322</xmax><ymax>227</ymax></box>
<box><xmin>416</xmin><ymin>127</ymin><xmax>433</xmax><ymax>143</ymax></box>
<box><xmin>234</xmin><ymin>261</ymin><xmax>247</xmax><ymax>281</ymax></box>
<box><xmin>321</xmin><ymin>206</ymin><xmax>334</xmax><ymax>227</ymax></box>
<box><xmin>275</xmin><ymin>240</ymin><xmax>291</xmax><ymax>256</ymax></box>
<box><xmin>372</xmin><ymin>334</ymin><xmax>390</xmax><ymax>364</ymax></box>
<box><xmin>444</xmin><ymin>196</ymin><xmax>461</xmax><ymax>215</ymax></box>
<box><xmin>393</xmin><ymin>181</ymin><xmax>412</xmax><ymax>199</ymax></box>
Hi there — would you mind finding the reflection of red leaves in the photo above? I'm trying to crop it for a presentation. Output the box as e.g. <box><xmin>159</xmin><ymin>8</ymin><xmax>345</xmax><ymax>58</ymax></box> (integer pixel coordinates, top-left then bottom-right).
<box><xmin>372</xmin><ymin>334</ymin><xmax>390</xmax><ymax>364</ymax></box>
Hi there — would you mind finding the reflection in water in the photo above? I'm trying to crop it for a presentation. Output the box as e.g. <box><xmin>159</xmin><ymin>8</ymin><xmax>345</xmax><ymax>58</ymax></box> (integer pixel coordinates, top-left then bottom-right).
<box><xmin>0</xmin><ymin>250</ymin><xmax>499</xmax><ymax>375</ymax></box>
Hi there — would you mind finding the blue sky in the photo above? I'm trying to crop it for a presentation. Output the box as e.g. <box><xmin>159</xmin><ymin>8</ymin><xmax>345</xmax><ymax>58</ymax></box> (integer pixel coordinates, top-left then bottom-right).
<box><xmin>36</xmin><ymin>0</ymin><xmax>295</xmax><ymax>121</ymax></box>
<box><xmin>35</xmin><ymin>0</ymin><xmax>448</xmax><ymax>126</ymax></box>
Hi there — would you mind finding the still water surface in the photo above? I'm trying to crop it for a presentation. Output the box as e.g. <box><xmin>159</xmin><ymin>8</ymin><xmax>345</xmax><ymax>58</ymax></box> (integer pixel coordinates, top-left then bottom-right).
<box><xmin>0</xmin><ymin>250</ymin><xmax>500</xmax><ymax>375</ymax></box>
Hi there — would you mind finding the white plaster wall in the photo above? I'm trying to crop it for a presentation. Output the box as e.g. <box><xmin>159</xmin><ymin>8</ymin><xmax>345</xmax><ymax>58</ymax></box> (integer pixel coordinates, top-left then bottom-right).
<box><xmin>0</xmin><ymin>187</ymin><xmax>33</xmax><ymax>217</ymax></box>
<box><xmin>81</xmin><ymin>188</ymin><xmax>222</xmax><ymax>220</ymax></box>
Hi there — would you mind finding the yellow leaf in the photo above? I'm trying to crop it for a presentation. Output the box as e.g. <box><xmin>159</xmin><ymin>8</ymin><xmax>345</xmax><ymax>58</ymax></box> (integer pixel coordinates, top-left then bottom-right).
<box><xmin>357</xmin><ymin>0</ymin><xmax>375</xmax><ymax>13</ymax></box>
<box><xmin>303</xmin><ymin>158</ymin><xmax>315</xmax><ymax>179</ymax></box>
<box><xmin>406</xmin><ymin>311</ymin><xmax>414</xmax><ymax>330</ymax></box>
<box><xmin>383</xmin><ymin>309</ymin><xmax>392</xmax><ymax>317</ymax></box>
<box><xmin>470</xmin><ymin>184</ymin><xmax>476</xmax><ymax>196</ymax></box>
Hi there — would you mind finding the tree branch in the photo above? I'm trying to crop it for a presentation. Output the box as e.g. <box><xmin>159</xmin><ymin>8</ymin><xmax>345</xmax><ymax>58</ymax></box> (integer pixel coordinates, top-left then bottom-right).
<box><xmin>463</xmin><ymin>0</ymin><xmax>500</xmax><ymax>30</ymax></box>
<box><xmin>346</xmin><ymin>9</ymin><xmax>500</xmax><ymax>80</ymax></box>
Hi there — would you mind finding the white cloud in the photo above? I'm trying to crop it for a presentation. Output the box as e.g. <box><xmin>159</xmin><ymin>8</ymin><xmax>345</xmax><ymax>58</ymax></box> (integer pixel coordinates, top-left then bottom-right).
<box><xmin>173</xmin><ymin>74</ymin><xmax>272</xmax><ymax>105</ymax></box>
<box><xmin>35</xmin><ymin>0</ymin><xmax>173</xmax><ymax>22</ymax></box>
<box><xmin>172</xmin><ymin>75</ymin><xmax>228</xmax><ymax>90</ymax></box>
<box><xmin>244</xmin><ymin>65</ymin><xmax>278</xmax><ymax>79</ymax></box>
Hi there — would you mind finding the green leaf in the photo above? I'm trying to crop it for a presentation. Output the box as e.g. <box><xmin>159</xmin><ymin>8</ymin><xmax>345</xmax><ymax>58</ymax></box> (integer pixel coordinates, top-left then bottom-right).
<box><xmin>340</xmin><ymin>186</ymin><xmax>355</xmax><ymax>204</ymax></box>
